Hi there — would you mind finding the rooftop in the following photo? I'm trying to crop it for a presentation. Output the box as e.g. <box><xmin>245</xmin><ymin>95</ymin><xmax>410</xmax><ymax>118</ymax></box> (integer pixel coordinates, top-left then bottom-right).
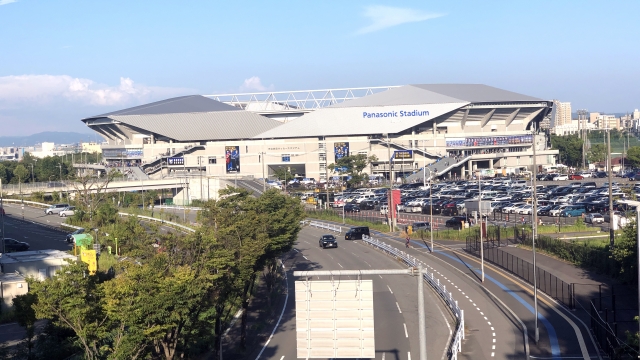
<box><xmin>0</xmin><ymin>249</ymin><xmax>76</xmax><ymax>264</ymax></box>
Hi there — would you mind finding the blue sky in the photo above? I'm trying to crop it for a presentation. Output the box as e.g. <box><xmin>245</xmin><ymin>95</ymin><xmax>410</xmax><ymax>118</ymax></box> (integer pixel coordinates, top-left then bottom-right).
<box><xmin>1</xmin><ymin>0</ymin><xmax>639</xmax><ymax>136</ymax></box>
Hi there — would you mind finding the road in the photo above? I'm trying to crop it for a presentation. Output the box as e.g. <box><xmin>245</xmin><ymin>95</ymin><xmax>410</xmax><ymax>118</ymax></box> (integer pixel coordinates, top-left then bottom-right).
<box><xmin>0</xmin><ymin>203</ymin><xmax>72</xmax><ymax>251</ymax></box>
<box><xmin>254</xmin><ymin>226</ymin><xmax>455</xmax><ymax>360</ymax></box>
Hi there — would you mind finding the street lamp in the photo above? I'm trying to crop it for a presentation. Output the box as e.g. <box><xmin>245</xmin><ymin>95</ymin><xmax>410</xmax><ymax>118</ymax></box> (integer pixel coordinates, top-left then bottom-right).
<box><xmin>425</xmin><ymin>168</ymin><xmax>434</xmax><ymax>253</ymax></box>
<box><xmin>477</xmin><ymin>170</ymin><xmax>484</xmax><ymax>283</ymax></box>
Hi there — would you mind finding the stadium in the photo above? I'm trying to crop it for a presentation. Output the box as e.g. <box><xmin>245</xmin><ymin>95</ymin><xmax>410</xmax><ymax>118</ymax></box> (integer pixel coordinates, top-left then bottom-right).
<box><xmin>81</xmin><ymin>84</ymin><xmax>559</xmax><ymax>190</ymax></box>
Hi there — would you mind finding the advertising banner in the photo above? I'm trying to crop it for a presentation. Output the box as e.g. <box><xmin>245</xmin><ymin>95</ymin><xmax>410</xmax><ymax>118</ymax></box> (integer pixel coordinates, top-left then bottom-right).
<box><xmin>388</xmin><ymin>189</ymin><xmax>401</xmax><ymax>219</ymax></box>
<box><xmin>445</xmin><ymin>135</ymin><xmax>533</xmax><ymax>147</ymax></box>
<box><xmin>334</xmin><ymin>142</ymin><xmax>349</xmax><ymax>162</ymax></box>
<box><xmin>225</xmin><ymin>146</ymin><xmax>240</xmax><ymax>173</ymax></box>
<box><xmin>167</xmin><ymin>157</ymin><xmax>184</xmax><ymax>166</ymax></box>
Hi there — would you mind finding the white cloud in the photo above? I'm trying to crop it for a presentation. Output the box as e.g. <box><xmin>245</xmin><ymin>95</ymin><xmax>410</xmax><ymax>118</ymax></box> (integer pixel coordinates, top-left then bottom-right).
<box><xmin>356</xmin><ymin>5</ymin><xmax>444</xmax><ymax>35</ymax></box>
<box><xmin>0</xmin><ymin>0</ymin><xmax>17</xmax><ymax>5</ymax></box>
<box><xmin>240</xmin><ymin>76</ymin><xmax>273</xmax><ymax>92</ymax></box>
<box><xmin>0</xmin><ymin>75</ymin><xmax>192</xmax><ymax>107</ymax></box>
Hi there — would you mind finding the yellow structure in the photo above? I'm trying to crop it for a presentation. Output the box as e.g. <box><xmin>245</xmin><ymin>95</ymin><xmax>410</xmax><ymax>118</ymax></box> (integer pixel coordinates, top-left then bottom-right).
<box><xmin>81</xmin><ymin>142</ymin><xmax>102</xmax><ymax>154</ymax></box>
<box><xmin>80</xmin><ymin>249</ymin><xmax>97</xmax><ymax>274</ymax></box>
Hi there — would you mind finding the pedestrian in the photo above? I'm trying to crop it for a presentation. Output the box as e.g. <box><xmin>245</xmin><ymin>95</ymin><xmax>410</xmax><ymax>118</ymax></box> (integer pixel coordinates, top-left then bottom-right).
<box><xmin>405</xmin><ymin>235</ymin><xmax>410</xmax><ymax>248</ymax></box>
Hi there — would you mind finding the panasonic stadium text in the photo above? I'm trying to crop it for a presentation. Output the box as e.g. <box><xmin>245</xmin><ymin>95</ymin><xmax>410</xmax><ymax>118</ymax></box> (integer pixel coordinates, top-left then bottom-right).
<box><xmin>362</xmin><ymin>110</ymin><xmax>429</xmax><ymax>118</ymax></box>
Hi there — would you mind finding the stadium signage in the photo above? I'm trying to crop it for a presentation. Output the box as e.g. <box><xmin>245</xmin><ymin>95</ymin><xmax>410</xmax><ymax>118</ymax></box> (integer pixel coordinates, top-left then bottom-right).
<box><xmin>168</xmin><ymin>157</ymin><xmax>184</xmax><ymax>166</ymax></box>
<box><xmin>362</xmin><ymin>110</ymin><xmax>429</xmax><ymax>118</ymax></box>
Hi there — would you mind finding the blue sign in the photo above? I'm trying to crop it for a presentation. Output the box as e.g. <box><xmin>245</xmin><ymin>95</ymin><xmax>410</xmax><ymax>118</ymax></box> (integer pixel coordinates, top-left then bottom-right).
<box><xmin>168</xmin><ymin>157</ymin><xmax>184</xmax><ymax>166</ymax></box>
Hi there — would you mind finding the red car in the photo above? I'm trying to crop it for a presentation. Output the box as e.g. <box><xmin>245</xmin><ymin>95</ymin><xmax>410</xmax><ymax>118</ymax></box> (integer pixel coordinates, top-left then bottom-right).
<box><xmin>569</xmin><ymin>174</ymin><xmax>584</xmax><ymax>180</ymax></box>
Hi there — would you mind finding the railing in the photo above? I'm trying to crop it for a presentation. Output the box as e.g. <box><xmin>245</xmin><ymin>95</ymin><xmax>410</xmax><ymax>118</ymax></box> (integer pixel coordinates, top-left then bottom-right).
<box><xmin>117</xmin><ymin>212</ymin><xmax>196</xmax><ymax>233</ymax></box>
<box><xmin>0</xmin><ymin>198</ymin><xmax>51</xmax><ymax>208</ymax></box>
<box><xmin>359</xmin><ymin>233</ymin><xmax>464</xmax><ymax>359</ymax></box>
<box><xmin>308</xmin><ymin>221</ymin><xmax>342</xmax><ymax>234</ymax></box>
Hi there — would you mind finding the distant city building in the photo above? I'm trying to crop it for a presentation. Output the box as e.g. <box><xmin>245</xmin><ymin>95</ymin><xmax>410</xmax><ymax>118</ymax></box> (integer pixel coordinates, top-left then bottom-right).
<box><xmin>551</xmin><ymin>120</ymin><xmax>596</xmax><ymax>136</ymax></box>
<box><xmin>633</xmin><ymin>109</ymin><xmax>640</xmax><ymax>120</ymax></box>
<box><xmin>26</xmin><ymin>142</ymin><xmax>81</xmax><ymax>158</ymax></box>
<box><xmin>590</xmin><ymin>112</ymin><xmax>619</xmax><ymax>130</ymax></box>
<box><xmin>81</xmin><ymin>142</ymin><xmax>102</xmax><ymax>154</ymax></box>
<box><xmin>0</xmin><ymin>147</ymin><xmax>21</xmax><ymax>161</ymax></box>
<box><xmin>551</xmin><ymin>100</ymin><xmax>572</xmax><ymax>127</ymax></box>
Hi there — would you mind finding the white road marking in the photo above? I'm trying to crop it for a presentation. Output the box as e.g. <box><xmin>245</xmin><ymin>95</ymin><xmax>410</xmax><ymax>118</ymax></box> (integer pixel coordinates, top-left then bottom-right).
<box><xmin>396</xmin><ymin>302</ymin><xmax>402</xmax><ymax>313</ymax></box>
<box><xmin>255</xmin><ymin>263</ymin><xmax>289</xmax><ymax>360</ymax></box>
<box><xmin>338</xmin><ymin>263</ymin><xmax>343</xmax><ymax>268</ymax></box>
<box><xmin>407</xmin><ymin>352</ymin><xmax>411</xmax><ymax>360</ymax></box>
<box><xmin>379</xmin><ymin>275</ymin><xmax>383</xmax><ymax>279</ymax></box>
<box><xmin>382</xmin><ymin>353</ymin><xmax>385</xmax><ymax>360</ymax></box>
<box><xmin>280</xmin><ymin>357</ymin><xmax>284</xmax><ymax>360</ymax></box>
<box><xmin>491</xmin><ymin>352</ymin><xmax>495</xmax><ymax>357</ymax></box>
<box><xmin>293</xmin><ymin>249</ymin><xmax>299</xmax><ymax>252</ymax></box>
<box><xmin>387</xmin><ymin>285</ymin><xmax>393</xmax><ymax>294</ymax></box>
<box><xmin>403</xmin><ymin>323</ymin><xmax>408</xmax><ymax>338</ymax></box>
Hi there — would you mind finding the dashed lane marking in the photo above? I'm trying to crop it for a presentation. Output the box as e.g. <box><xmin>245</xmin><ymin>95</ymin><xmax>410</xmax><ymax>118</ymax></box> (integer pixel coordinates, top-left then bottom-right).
<box><xmin>396</xmin><ymin>302</ymin><xmax>402</xmax><ymax>313</ymax></box>
<box><xmin>387</xmin><ymin>285</ymin><xmax>393</xmax><ymax>294</ymax></box>
<box><xmin>403</xmin><ymin>323</ymin><xmax>408</xmax><ymax>338</ymax></box>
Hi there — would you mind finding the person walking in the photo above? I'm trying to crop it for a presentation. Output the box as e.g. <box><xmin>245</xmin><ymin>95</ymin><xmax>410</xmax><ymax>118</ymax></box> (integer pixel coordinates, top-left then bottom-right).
<box><xmin>405</xmin><ymin>235</ymin><xmax>411</xmax><ymax>248</ymax></box>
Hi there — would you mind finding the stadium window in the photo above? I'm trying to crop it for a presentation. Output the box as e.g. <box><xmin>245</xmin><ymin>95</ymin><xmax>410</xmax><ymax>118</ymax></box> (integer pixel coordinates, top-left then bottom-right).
<box><xmin>319</xmin><ymin>153</ymin><xmax>327</xmax><ymax>161</ymax></box>
<box><xmin>358</xmin><ymin>151</ymin><xmax>368</xmax><ymax>156</ymax></box>
<box><xmin>320</xmin><ymin>163</ymin><xmax>327</xmax><ymax>171</ymax></box>
<box><xmin>208</xmin><ymin>156</ymin><xmax>217</xmax><ymax>164</ymax></box>
<box><xmin>282</xmin><ymin>154</ymin><xmax>291</xmax><ymax>162</ymax></box>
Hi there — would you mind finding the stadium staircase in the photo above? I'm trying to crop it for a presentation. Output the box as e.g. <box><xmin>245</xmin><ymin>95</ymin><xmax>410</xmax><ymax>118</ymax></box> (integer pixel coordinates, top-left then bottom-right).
<box><xmin>142</xmin><ymin>145</ymin><xmax>206</xmax><ymax>176</ymax></box>
<box><xmin>405</xmin><ymin>155</ymin><xmax>472</xmax><ymax>183</ymax></box>
<box><xmin>129</xmin><ymin>166</ymin><xmax>149</xmax><ymax>180</ymax></box>
<box><xmin>369</xmin><ymin>138</ymin><xmax>439</xmax><ymax>158</ymax></box>
<box><xmin>234</xmin><ymin>179</ymin><xmax>266</xmax><ymax>197</ymax></box>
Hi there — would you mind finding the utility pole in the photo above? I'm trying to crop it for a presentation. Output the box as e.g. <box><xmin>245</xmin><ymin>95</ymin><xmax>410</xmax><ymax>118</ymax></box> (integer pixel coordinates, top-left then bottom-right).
<box><xmin>607</xmin><ymin>128</ymin><xmax>614</xmax><ymax>247</ymax></box>
<box><xmin>478</xmin><ymin>170</ymin><xmax>484</xmax><ymax>283</ymax></box>
<box><xmin>385</xmin><ymin>134</ymin><xmax>393</xmax><ymax>232</ymax></box>
<box><xmin>531</xmin><ymin>121</ymin><xmax>540</xmax><ymax>343</ymax></box>
<box><xmin>1</xmin><ymin>179</ymin><xmax>5</xmax><ymax>253</ymax></box>
<box><xmin>578</xmin><ymin>109</ymin><xmax>588</xmax><ymax>169</ymax></box>
<box><xmin>261</xmin><ymin>151</ymin><xmax>266</xmax><ymax>193</ymax></box>
<box><xmin>426</xmin><ymin>168</ymin><xmax>434</xmax><ymax>253</ymax></box>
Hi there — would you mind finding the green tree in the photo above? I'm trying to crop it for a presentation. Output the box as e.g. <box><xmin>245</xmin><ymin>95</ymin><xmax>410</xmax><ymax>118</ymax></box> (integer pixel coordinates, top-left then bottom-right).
<box><xmin>550</xmin><ymin>134</ymin><xmax>583</xmax><ymax>167</ymax></box>
<box><xmin>627</xmin><ymin>146</ymin><xmax>640</xmax><ymax>167</ymax></box>
<box><xmin>13</xmin><ymin>292</ymin><xmax>38</xmax><ymax>359</ymax></box>
<box><xmin>0</xmin><ymin>163</ymin><xmax>7</xmax><ymax>184</ymax></box>
<box><xmin>272</xmin><ymin>167</ymin><xmax>294</xmax><ymax>182</ymax></box>
<box><xmin>587</xmin><ymin>143</ymin><xmax>607</xmax><ymax>164</ymax></box>
<box><xmin>328</xmin><ymin>154</ymin><xmax>378</xmax><ymax>187</ymax></box>
<box><xmin>29</xmin><ymin>261</ymin><xmax>107</xmax><ymax>360</ymax></box>
<box><xmin>13</xmin><ymin>164</ymin><xmax>29</xmax><ymax>184</ymax></box>
<box><xmin>611</xmin><ymin>219</ymin><xmax>638</xmax><ymax>285</ymax></box>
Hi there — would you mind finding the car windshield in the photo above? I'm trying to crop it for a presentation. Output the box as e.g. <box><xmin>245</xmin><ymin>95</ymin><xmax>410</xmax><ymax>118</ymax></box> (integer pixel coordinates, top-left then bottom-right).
<box><xmin>322</xmin><ymin>235</ymin><xmax>335</xmax><ymax>240</ymax></box>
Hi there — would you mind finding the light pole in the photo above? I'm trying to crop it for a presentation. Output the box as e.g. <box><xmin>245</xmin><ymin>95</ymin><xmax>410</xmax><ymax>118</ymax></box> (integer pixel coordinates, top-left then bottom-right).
<box><xmin>607</xmin><ymin>128</ymin><xmax>614</xmax><ymax>247</ymax></box>
<box><xmin>29</xmin><ymin>163</ymin><xmax>34</xmax><ymax>183</ymax></box>
<box><xmin>425</xmin><ymin>168</ymin><xmax>434</xmax><ymax>253</ymax></box>
<box><xmin>1</xmin><ymin>179</ymin><xmax>5</xmax><ymax>253</ymax></box>
<box><xmin>384</xmin><ymin>133</ymin><xmax>394</xmax><ymax>232</ymax></box>
<box><xmin>478</xmin><ymin>170</ymin><xmax>484</xmax><ymax>283</ymax></box>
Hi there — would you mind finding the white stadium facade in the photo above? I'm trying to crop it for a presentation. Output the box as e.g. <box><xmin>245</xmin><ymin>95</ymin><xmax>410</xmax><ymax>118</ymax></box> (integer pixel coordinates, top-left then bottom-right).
<box><xmin>82</xmin><ymin>84</ymin><xmax>558</xmax><ymax>198</ymax></box>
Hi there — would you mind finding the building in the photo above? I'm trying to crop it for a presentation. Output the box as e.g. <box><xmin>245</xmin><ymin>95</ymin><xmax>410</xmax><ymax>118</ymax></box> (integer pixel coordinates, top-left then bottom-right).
<box><xmin>590</xmin><ymin>113</ymin><xmax>619</xmax><ymax>129</ymax></box>
<box><xmin>0</xmin><ymin>249</ymin><xmax>76</xmax><ymax>280</ymax></box>
<box><xmin>633</xmin><ymin>109</ymin><xmax>640</xmax><ymax>120</ymax></box>
<box><xmin>0</xmin><ymin>273</ymin><xmax>27</xmax><ymax>310</ymax></box>
<box><xmin>0</xmin><ymin>147</ymin><xmax>21</xmax><ymax>161</ymax></box>
<box><xmin>551</xmin><ymin>100</ymin><xmax>572</xmax><ymax>127</ymax></box>
<box><xmin>552</xmin><ymin>120</ymin><xmax>596</xmax><ymax>136</ymax></box>
<box><xmin>81</xmin><ymin>142</ymin><xmax>103</xmax><ymax>154</ymax></box>
<box><xmin>82</xmin><ymin>84</ymin><xmax>558</xmax><ymax>200</ymax></box>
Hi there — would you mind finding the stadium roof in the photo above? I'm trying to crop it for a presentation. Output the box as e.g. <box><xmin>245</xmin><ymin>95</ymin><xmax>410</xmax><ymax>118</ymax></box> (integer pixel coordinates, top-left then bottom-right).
<box><xmin>90</xmin><ymin>95</ymin><xmax>240</xmax><ymax>118</ymax></box>
<box><xmin>82</xmin><ymin>95</ymin><xmax>281</xmax><ymax>142</ymax></box>
<box><xmin>255</xmin><ymin>84</ymin><xmax>546</xmax><ymax>139</ymax></box>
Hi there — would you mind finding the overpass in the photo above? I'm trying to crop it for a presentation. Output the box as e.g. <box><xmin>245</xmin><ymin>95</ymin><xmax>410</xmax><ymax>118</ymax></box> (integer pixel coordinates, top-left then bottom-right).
<box><xmin>1</xmin><ymin>178</ymin><xmax>187</xmax><ymax>196</ymax></box>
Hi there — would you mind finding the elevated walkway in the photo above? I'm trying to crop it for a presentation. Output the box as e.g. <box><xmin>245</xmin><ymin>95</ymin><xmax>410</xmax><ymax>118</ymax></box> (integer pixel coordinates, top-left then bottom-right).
<box><xmin>405</xmin><ymin>156</ymin><xmax>472</xmax><ymax>183</ymax></box>
<box><xmin>142</xmin><ymin>145</ymin><xmax>206</xmax><ymax>175</ymax></box>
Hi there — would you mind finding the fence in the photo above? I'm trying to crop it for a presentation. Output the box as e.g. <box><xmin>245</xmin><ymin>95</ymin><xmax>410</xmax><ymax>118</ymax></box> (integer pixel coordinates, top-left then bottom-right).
<box><xmin>308</xmin><ymin>221</ymin><xmax>342</xmax><ymax>234</ymax></box>
<box><xmin>465</xmin><ymin>237</ymin><xmax>575</xmax><ymax>309</ymax></box>
<box><xmin>357</xmin><ymin>232</ymin><xmax>464</xmax><ymax>359</ymax></box>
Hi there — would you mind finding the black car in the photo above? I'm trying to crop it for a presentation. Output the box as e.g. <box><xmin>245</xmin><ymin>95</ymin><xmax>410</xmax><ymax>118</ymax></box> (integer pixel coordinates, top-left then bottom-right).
<box><xmin>595</xmin><ymin>171</ymin><xmax>608</xmax><ymax>178</ymax></box>
<box><xmin>411</xmin><ymin>222</ymin><xmax>431</xmax><ymax>231</ymax></box>
<box><xmin>3</xmin><ymin>238</ymin><xmax>30</xmax><ymax>252</ymax></box>
<box><xmin>66</xmin><ymin>228</ymin><xmax>85</xmax><ymax>243</ymax></box>
<box><xmin>319</xmin><ymin>234</ymin><xmax>338</xmax><ymax>249</ymax></box>
<box><xmin>359</xmin><ymin>200</ymin><xmax>376</xmax><ymax>210</ymax></box>
<box><xmin>344</xmin><ymin>204</ymin><xmax>361</xmax><ymax>212</ymax></box>
<box><xmin>345</xmin><ymin>226</ymin><xmax>370</xmax><ymax>240</ymax></box>
<box><xmin>445</xmin><ymin>216</ymin><xmax>467</xmax><ymax>230</ymax></box>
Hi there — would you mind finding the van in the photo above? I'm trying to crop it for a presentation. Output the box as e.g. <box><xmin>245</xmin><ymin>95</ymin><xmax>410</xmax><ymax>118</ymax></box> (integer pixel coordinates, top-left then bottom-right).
<box><xmin>345</xmin><ymin>226</ymin><xmax>370</xmax><ymax>240</ymax></box>
<box><xmin>44</xmin><ymin>203</ymin><xmax>70</xmax><ymax>215</ymax></box>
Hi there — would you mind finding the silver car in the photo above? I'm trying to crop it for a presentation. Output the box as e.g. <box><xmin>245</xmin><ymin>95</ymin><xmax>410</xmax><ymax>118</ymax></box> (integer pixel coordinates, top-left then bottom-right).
<box><xmin>44</xmin><ymin>203</ymin><xmax>70</xmax><ymax>215</ymax></box>
<box><xmin>59</xmin><ymin>206</ymin><xmax>76</xmax><ymax>217</ymax></box>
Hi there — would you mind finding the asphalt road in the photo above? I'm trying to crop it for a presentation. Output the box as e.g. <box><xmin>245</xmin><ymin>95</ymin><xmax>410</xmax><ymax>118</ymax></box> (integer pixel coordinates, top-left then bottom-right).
<box><xmin>253</xmin><ymin>226</ymin><xmax>456</xmax><ymax>360</ymax></box>
<box><xmin>0</xmin><ymin>203</ymin><xmax>72</xmax><ymax>251</ymax></box>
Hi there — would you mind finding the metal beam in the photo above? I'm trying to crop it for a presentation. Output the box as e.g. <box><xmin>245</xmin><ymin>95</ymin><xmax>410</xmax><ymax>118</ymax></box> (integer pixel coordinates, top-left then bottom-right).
<box><xmin>504</xmin><ymin>108</ymin><xmax>521</xmax><ymax>127</ymax></box>
<box><xmin>460</xmin><ymin>109</ymin><xmax>469</xmax><ymax>130</ymax></box>
<box><xmin>480</xmin><ymin>109</ymin><xmax>496</xmax><ymax>128</ymax></box>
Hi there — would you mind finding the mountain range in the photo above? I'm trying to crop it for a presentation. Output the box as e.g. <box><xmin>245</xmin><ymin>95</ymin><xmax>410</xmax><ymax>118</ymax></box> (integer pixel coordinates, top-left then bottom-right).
<box><xmin>0</xmin><ymin>132</ymin><xmax>98</xmax><ymax>147</ymax></box>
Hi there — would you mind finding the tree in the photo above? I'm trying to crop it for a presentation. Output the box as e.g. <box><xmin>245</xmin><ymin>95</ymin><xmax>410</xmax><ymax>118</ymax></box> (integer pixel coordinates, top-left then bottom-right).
<box><xmin>611</xmin><ymin>219</ymin><xmax>638</xmax><ymax>285</ymax></box>
<box><xmin>328</xmin><ymin>154</ymin><xmax>378</xmax><ymax>187</ymax></box>
<box><xmin>627</xmin><ymin>146</ymin><xmax>640</xmax><ymax>167</ymax></box>
<box><xmin>0</xmin><ymin>163</ymin><xmax>7</xmax><ymax>184</ymax></box>
<box><xmin>272</xmin><ymin>167</ymin><xmax>294</xmax><ymax>182</ymax></box>
<box><xmin>550</xmin><ymin>134</ymin><xmax>583</xmax><ymax>167</ymax></box>
<box><xmin>587</xmin><ymin>143</ymin><xmax>607</xmax><ymax>164</ymax></box>
<box><xmin>13</xmin><ymin>292</ymin><xmax>38</xmax><ymax>359</ymax></box>
<box><xmin>13</xmin><ymin>164</ymin><xmax>29</xmax><ymax>184</ymax></box>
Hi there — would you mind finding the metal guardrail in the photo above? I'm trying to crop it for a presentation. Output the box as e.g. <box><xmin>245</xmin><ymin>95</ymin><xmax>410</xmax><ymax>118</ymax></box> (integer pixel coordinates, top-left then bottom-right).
<box><xmin>117</xmin><ymin>212</ymin><xmax>196</xmax><ymax>233</ymax></box>
<box><xmin>360</xmin><ymin>234</ymin><xmax>464</xmax><ymax>359</ymax></box>
<box><xmin>0</xmin><ymin>199</ymin><xmax>51</xmax><ymax>208</ymax></box>
<box><xmin>308</xmin><ymin>221</ymin><xmax>342</xmax><ymax>234</ymax></box>
<box><xmin>155</xmin><ymin>205</ymin><xmax>203</xmax><ymax>211</ymax></box>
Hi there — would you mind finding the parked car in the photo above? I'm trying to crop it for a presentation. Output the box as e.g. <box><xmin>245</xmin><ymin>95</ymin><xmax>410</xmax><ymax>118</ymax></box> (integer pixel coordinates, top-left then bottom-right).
<box><xmin>553</xmin><ymin>174</ymin><xmax>569</xmax><ymax>181</ymax></box>
<box><xmin>569</xmin><ymin>174</ymin><xmax>584</xmax><ymax>180</ymax></box>
<box><xmin>344</xmin><ymin>204</ymin><xmax>360</xmax><ymax>213</ymax></box>
<box><xmin>445</xmin><ymin>216</ymin><xmax>467</xmax><ymax>230</ymax></box>
<box><xmin>59</xmin><ymin>206</ymin><xmax>76</xmax><ymax>217</ymax></box>
<box><xmin>44</xmin><ymin>203</ymin><xmax>70</xmax><ymax>215</ymax></box>
<box><xmin>411</xmin><ymin>222</ymin><xmax>431</xmax><ymax>231</ymax></box>
<box><xmin>379</xmin><ymin>205</ymin><xmax>389</xmax><ymax>215</ymax></box>
<box><xmin>344</xmin><ymin>226</ymin><xmax>369</xmax><ymax>240</ymax></box>
<box><xmin>358</xmin><ymin>200</ymin><xmax>375</xmax><ymax>210</ymax></box>
<box><xmin>319</xmin><ymin>234</ymin><xmax>338</xmax><ymax>249</ymax></box>
<box><xmin>3</xmin><ymin>238</ymin><xmax>30</xmax><ymax>252</ymax></box>
<box><xmin>560</xmin><ymin>205</ymin><xmax>586</xmax><ymax>217</ymax></box>
<box><xmin>585</xmin><ymin>213</ymin><xmax>604</xmax><ymax>224</ymax></box>
<box><xmin>595</xmin><ymin>171</ymin><xmax>608</xmax><ymax>178</ymax></box>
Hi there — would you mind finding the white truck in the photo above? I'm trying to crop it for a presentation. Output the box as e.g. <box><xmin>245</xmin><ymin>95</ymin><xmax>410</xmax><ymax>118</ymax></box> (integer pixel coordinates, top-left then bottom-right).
<box><xmin>464</xmin><ymin>199</ymin><xmax>493</xmax><ymax>218</ymax></box>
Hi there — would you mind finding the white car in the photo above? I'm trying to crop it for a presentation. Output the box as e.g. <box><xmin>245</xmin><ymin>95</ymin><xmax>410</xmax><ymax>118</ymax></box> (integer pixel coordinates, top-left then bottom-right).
<box><xmin>578</xmin><ymin>172</ymin><xmax>593</xmax><ymax>178</ymax></box>
<box><xmin>549</xmin><ymin>205</ymin><xmax>569</xmax><ymax>217</ymax></box>
<box><xmin>516</xmin><ymin>204</ymin><xmax>533</xmax><ymax>214</ymax></box>
<box><xmin>59</xmin><ymin>206</ymin><xmax>76</xmax><ymax>217</ymax></box>
<box><xmin>553</xmin><ymin>174</ymin><xmax>569</xmax><ymax>181</ymax></box>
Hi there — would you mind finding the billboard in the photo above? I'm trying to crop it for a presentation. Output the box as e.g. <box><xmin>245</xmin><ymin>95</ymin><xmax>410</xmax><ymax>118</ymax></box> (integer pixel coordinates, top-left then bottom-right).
<box><xmin>334</xmin><ymin>142</ymin><xmax>349</xmax><ymax>162</ymax></box>
<box><xmin>295</xmin><ymin>280</ymin><xmax>374</xmax><ymax>358</ymax></box>
<box><xmin>225</xmin><ymin>146</ymin><xmax>240</xmax><ymax>173</ymax></box>
<box><xmin>167</xmin><ymin>157</ymin><xmax>184</xmax><ymax>166</ymax></box>
<box><xmin>393</xmin><ymin>150</ymin><xmax>413</xmax><ymax>159</ymax></box>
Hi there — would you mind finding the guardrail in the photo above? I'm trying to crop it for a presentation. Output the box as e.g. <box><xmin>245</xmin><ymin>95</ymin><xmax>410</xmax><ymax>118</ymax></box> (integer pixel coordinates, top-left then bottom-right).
<box><xmin>117</xmin><ymin>212</ymin><xmax>196</xmax><ymax>233</ymax></box>
<box><xmin>360</xmin><ymin>234</ymin><xmax>464</xmax><ymax>359</ymax></box>
<box><xmin>155</xmin><ymin>205</ymin><xmax>203</xmax><ymax>211</ymax></box>
<box><xmin>308</xmin><ymin>221</ymin><xmax>342</xmax><ymax>234</ymax></box>
<box><xmin>0</xmin><ymin>198</ymin><xmax>51</xmax><ymax>208</ymax></box>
